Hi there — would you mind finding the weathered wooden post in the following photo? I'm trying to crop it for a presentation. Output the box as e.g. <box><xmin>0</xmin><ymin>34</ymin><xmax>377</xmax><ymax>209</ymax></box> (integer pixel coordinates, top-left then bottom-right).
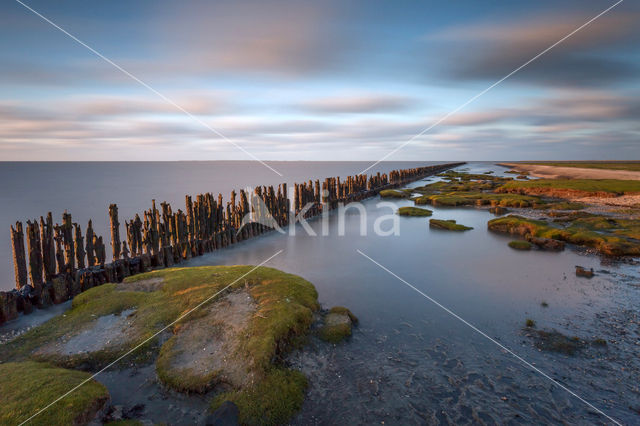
<box><xmin>94</xmin><ymin>235</ymin><xmax>106</xmax><ymax>266</ymax></box>
<box><xmin>86</xmin><ymin>220</ymin><xmax>95</xmax><ymax>267</ymax></box>
<box><xmin>109</xmin><ymin>204</ymin><xmax>121</xmax><ymax>261</ymax></box>
<box><xmin>62</xmin><ymin>212</ymin><xmax>75</xmax><ymax>271</ymax></box>
<box><xmin>10</xmin><ymin>221</ymin><xmax>28</xmax><ymax>289</ymax></box>
<box><xmin>40</xmin><ymin>213</ymin><xmax>56</xmax><ymax>281</ymax></box>
<box><xmin>53</xmin><ymin>225</ymin><xmax>65</xmax><ymax>274</ymax></box>
<box><xmin>74</xmin><ymin>223</ymin><xmax>86</xmax><ymax>269</ymax></box>
<box><xmin>26</xmin><ymin>220</ymin><xmax>43</xmax><ymax>289</ymax></box>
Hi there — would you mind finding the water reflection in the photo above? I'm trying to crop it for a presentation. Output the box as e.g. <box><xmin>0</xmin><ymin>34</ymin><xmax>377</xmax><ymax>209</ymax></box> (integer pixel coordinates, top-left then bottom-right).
<box><xmin>185</xmin><ymin>163</ymin><xmax>639</xmax><ymax>424</ymax></box>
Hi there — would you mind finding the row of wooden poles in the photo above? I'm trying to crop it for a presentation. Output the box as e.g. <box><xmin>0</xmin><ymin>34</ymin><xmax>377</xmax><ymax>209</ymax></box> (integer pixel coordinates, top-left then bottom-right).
<box><xmin>0</xmin><ymin>162</ymin><xmax>464</xmax><ymax>324</ymax></box>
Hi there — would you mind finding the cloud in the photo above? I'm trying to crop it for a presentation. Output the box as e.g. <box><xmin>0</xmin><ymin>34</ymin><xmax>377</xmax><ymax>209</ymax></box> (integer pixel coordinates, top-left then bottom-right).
<box><xmin>70</xmin><ymin>94</ymin><xmax>227</xmax><ymax>117</ymax></box>
<box><xmin>297</xmin><ymin>94</ymin><xmax>417</xmax><ymax>114</ymax></box>
<box><xmin>427</xmin><ymin>8</ymin><xmax>640</xmax><ymax>86</ymax></box>
<box><xmin>152</xmin><ymin>1</ymin><xmax>356</xmax><ymax>78</ymax></box>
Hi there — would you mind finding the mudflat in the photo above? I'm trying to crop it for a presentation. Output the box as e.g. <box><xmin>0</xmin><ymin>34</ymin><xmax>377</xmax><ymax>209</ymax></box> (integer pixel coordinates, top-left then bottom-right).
<box><xmin>499</xmin><ymin>163</ymin><xmax>640</xmax><ymax>181</ymax></box>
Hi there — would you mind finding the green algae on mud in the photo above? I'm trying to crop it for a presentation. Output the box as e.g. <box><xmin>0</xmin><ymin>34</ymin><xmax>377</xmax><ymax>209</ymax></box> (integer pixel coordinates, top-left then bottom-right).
<box><xmin>397</xmin><ymin>206</ymin><xmax>433</xmax><ymax>216</ymax></box>
<box><xmin>0</xmin><ymin>361</ymin><xmax>109</xmax><ymax>425</ymax></box>
<box><xmin>488</xmin><ymin>215</ymin><xmax>640</xmax><ymax>256</ymax></box>
<box><xmin>0</xmin><ymin>266</ymin><xmax>336</xmax><ymax>425</ymax></box>
<box><xmin>211</xmin><ymin>368</ymin><xmax>307</xmax><ymax>426</ymax></box>
<box><xmin>319</xmin><ymin>306</ymin><xmax>358</xmax><ymax>344</ymax></box>
<box><xmin>498</xmin><ymin>179</ymin><xmax>640</xmax><ymax>196</ymax></box>
<box><xmin>542</xmin><ymin>201</ymin><xmax>586</xmax><ymax>210</ymax></box>
<box><xmin>425</xmin><ymin>192</ymin><xmax>541</xmax><ymax>208</ymax></box>
<box><xmin>379</xmin><ymin>189</ymin><xmax>410</xmax><ymax>198</ymax></box>
<box><xmin>429</xmin><ymin>219</ymin><xmax>473</xmax><ymax>231</ymax></box>
<box><xmin>508</xmin><ymin>240</ymin><xmax>532</xmax><ymax>250</ymax></box>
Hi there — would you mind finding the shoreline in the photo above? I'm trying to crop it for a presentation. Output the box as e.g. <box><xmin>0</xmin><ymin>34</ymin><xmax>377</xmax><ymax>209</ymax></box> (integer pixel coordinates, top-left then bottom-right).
<box><xmin>0</xmin><ymin>162</ymin><xmax>464</xmax><ymax>329</ymax></box>
<box><xmin>498</xmin><ymin>162</ymin><xmax>640</xmax><ymax>180</ymax></box>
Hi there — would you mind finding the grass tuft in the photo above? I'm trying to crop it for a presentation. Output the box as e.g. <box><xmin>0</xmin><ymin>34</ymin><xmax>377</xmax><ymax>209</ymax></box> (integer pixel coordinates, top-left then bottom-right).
<box><xmin>429</xmin><ymin>219</ymin><xmax>473</xmax><ymax>231</ymax></box>
<box><xmin>0</xmin><ymin>361</ymin><xmax>109</xmax><ymax>426</ymax></box>
<box><xmin>508</xmin><ymin>240</ymin><xmax>532</xmax><ymax>250</ymax></box>
<box><xmin>397</xmin><ymin>206</ymin><xmax>433</xmax><ymax>217</ymax></box>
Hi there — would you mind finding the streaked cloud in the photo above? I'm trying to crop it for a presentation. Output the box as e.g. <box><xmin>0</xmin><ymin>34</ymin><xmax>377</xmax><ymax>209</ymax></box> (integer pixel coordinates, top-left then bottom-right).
<box><xmin>297</xmin><ymin>94</ymin><xmax>417</xmax><ymax>114</ymax></box>
<box><xmin>427</xmin><ymin>8</ymin><xmax>640</xmax><ymax>85</ymax></box>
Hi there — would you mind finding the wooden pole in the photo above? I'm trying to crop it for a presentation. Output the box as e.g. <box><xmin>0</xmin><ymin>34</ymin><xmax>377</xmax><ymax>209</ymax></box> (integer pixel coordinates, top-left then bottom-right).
<box><xmin>109</xmin><ymin>204</ymin><xmax>121</xmax><ymax>261</ymax></box>
<box><xmin>26</xmin><ymin>220</ymin><xmax>43</xmax><ymax>288</ymax></box>
<box><xmin>10</xmin><ymin>222</ymin><xmax>28</xmax><ymax>289</ymax></box>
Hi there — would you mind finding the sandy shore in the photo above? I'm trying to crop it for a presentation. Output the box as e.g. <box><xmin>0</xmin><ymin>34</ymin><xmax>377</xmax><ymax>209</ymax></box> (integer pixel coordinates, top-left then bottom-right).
<box><xmin>498</xmin><ymin>163</ymin><xmax>640</xmax><ymax>207</ymax></box>
<box><xmin>498</xmin><ymin>163</ymin><xmax>640</xmax><ymax>180</ymax></box>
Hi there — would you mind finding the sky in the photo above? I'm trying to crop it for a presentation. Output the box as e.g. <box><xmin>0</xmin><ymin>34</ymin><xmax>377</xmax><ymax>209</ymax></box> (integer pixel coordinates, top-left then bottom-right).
<box><xmin>0</xmin><ymin>0</ymin><xmax>639</xmax><ymax>162</ymax></box>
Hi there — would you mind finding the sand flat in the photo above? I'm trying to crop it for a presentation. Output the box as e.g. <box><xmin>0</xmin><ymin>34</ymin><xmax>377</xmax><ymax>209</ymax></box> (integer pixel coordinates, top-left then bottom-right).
<box><xmin>499</xmin><ymin>163</ymin><xmax>640</xmax><ymax>180</ymax></box>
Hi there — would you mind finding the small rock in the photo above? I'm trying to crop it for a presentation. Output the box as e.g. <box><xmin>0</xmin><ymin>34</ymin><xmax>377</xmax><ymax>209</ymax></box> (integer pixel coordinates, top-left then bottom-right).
<box><xmin>575</xmin><ymin>266</ymin><xmax>594</xmax><ymax>278</ymax></box>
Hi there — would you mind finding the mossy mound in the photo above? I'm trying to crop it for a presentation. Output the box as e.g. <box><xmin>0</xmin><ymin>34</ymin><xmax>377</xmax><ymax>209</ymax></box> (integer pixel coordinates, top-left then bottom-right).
<box><xmin>508</xmin><ymin>240</ymin><xmax>532</xmax><ymax>250</ymax></box>
<box><xmin>319</xmin><ymin>306</ymin><xmax>357</xmax><ymax>344</ymax></box>
<box><xmin>0</xmin><ymin>266</ymin><xmax>329</xmax><ymax>425</ymax></box>
<box><xmin>328</xmin><ymin>306</ymin><xmax>359</xmax><ymax>324</ymax></box>
<box><xmin>414</xmin><ymin>191</ymin><xmax>541</xmax><ymax>208</ymax></box>
<box><xmin>544</xmin><ymin>201</ymin><xmax>586</xmax><ymax>211</ymax></box>
<box><xmin>0</xmin><ymin>361</ymin><xmax>109</xmax><ymax>425</ymax></box>
<box><xmin>498</xmin><ymin>179</ymin><xmax>640</xmax><ymax>197</ymax></box>
<box><xmin>379</xmin><ymin>189</ymin><xmax>410</xmax><ymax>198</ymax></box>
<box><xmin>429</xmin><ymin>219</ymin><xmax>473</xmax><ymax>231</ymax></box>
<box><xmin>488</xmin><ymin>215</ymin><xmax>640</xmax><ymax>256</ymax></box>
<box><xmin>397</xmin><ymin>206</ymin><xmax>433</xmax><ymax>217</ymax></box>
<box><xmin>211</xmin><ymin>368</ymin><xmax>307</xmax><ymax>426</ymax></box>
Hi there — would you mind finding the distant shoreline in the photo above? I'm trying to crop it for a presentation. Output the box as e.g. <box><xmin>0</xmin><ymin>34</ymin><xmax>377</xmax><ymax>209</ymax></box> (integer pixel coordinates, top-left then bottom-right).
<box><xmin>498</xmin><ymin>162</ymin><xmax>640</xmax><ymax>181</ymax></box>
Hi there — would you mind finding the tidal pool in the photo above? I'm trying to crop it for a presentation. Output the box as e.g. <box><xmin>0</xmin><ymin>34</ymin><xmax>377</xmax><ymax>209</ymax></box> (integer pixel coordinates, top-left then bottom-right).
<box><xmin>183</xmin><ymin>163</ymin><xmax>640</xmax><ymax>424</ymax></box>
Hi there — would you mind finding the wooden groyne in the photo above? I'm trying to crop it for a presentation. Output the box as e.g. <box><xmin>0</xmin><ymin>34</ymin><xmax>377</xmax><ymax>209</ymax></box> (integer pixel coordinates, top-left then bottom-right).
<box><xmin>0</xmin><ymin>162</ymin><xmax>464</xmax><ymax>325</ymax></box>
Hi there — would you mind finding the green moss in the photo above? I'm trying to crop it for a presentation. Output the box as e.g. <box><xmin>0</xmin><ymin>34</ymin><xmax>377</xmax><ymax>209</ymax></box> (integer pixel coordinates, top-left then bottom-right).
<box><xmin>211</xmin><ymin>368</ymin><xmax>307</xmax><ymax>426</ymax></box>
<box><xmin>319</xmin><ymin>322</ymin><xmax>352</xmax><ymax>343</ymax></box>
<box><xmin>1</xmin><ymin>266</ymin><xmax>326</xmax><ymax>425</ymax></box>
<box><xmin>541</xmin><ymin>301</ymin><xmax>549</xmax><ymax>308</ymax></box>
<box><xmin>545</xmin><ymin>202</ymin><xmax>586</xmax><ymax>210</ymax></box>
<box><xmin>379</xmin><ymin>189</ymin><xmax>410</xmax><ymax>198</ymax></box>
<box><xmin>418</xmin><ymin>192</ymin><xmax>541</xmax><ymax>208</ymax></box>
<box><xmin>329</xmin><ymin>306</ymin><xmax>359</xmax><ymax>324</ymax></box>
<box><xmin>0</xmin><ymin>361</ymin><xmax>109</xmax><ymax>426</ymax></box>
<box><xmin>488</xmin><ymin>215</ymin><xmax>640</xmax><ymax>256</ymax></box>
<box><xmin>397</xmin><ymin>206</ymin><xmax>433</xmax><ymax>216</ymax></box>
<box><xmin>0</xmin><ymin>284</ymin><xmax>150</xmax><ymax>367</ymax></box>
<box><xmin>499</xmin><ymin>179</ymin><xmax>640</xmax><ymax>195</ymax></box>
<box><xmin>429</xmin><ymin>219</ymin><xmax>473</xmax><ymax>231</ymax></box>
<box><xmin>154</xmin><ymin>267</ymin><xmax>319</xmax><ymax>394</ymax></box>
<box><xmin>319</xmin><ymin>307</ymin><xmax>357</xmax><ymax>344</ymax></box>
<box><xmin>508</xmin><ymin>240</ymin><xmax>532</xmax><ymax>250</ymax></box>
<box><xmin>525</xmin><ymin>319</ymin><xmax>536</xmax><ymax>328</ymax></box>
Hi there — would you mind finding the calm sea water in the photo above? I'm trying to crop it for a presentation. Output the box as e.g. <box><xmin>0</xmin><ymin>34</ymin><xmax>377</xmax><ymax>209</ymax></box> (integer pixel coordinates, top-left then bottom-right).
<box><xmin>2</xmin><ymin>161</ymin><xmax>639</xmax><ymax>424</ymax></box>
<box><xmin>0</xmin><ymin>161</ymin><xmax>439</xmax><ymax>291</ymax></box>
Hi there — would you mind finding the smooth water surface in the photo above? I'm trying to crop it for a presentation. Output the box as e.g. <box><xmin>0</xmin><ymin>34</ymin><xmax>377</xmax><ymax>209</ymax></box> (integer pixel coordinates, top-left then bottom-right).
<box><xmin>3</xmin><ymin>162</ymin><xmax>639</xmax><ymax>424</ymax></box>
<box><xmin>0</xmin><ymin>160</ymin><xmax>439</xmax><ymax>291</ymax></box>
